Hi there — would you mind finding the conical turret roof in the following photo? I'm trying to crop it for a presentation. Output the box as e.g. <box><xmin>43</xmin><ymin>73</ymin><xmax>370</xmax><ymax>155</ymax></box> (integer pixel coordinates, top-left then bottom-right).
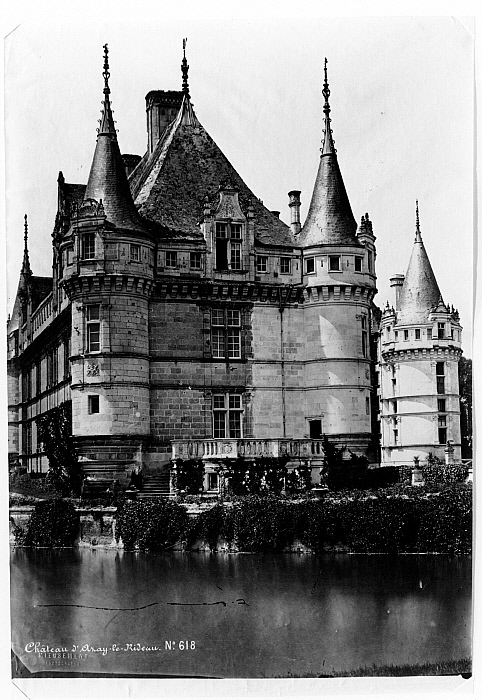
<box><xmin>397</xmin><ymin>202</ymin><xmax>441</xmax><ymax>325</ymax></box>
<box><xmin>84</xmin><ymin>45</ymin><xmax>149</xmax><ymax>234</ymax></box>
<box><xmin>298</xmin><ymin>59</ymin><xmax>358</xmax><ymax>247</ymax></box>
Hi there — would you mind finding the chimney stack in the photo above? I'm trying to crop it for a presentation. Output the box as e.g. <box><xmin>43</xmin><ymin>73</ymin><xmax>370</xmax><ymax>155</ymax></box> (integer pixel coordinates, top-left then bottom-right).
<box><xmin>288</xmin><ymin>190</ymin><xmax>301</xmax><ymax>235</ymax></box>
<box><xmin>390</xmin><ymin>274</ymin><xmax>405</xmax><ymax>311</ymax></box>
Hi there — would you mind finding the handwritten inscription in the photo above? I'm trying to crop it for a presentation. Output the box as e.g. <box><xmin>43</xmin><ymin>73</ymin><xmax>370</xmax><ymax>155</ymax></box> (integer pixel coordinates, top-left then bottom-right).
<box><xmin>25</xmin><ymin>641</ymin><xmax>197</xmax><ymax>657</ymax></box>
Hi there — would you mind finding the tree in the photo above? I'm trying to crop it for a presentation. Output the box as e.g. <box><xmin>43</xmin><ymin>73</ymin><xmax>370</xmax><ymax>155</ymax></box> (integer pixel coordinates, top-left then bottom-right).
<box><xmin>458</xmin><ymin>356</ymin><xmax>472</xmax><ymax>459</ymax></box>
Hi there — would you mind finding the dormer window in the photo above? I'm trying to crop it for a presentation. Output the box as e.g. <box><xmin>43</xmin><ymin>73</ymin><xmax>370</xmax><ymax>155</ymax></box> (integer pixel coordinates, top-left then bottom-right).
<box><xmin>81</xmin><ymin>233</ymin><xmax>95</xmax><ymax>260</ymax></box>
<box><xmin>215</xmin><ymin>222</ymin><xmax>243</xmax><ymax>271</ymax></box>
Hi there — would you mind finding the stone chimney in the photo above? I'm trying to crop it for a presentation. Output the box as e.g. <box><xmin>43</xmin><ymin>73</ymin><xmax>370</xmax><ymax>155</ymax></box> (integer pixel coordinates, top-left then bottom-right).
<box><xmin>390</xmin><ymin>274</ymin><xmax>405</xmax><ymax>311</ymax></box>
<box><xmin>122</xmin><ymin>154</ymin><xmax>142</xmax><ymax>178</ymax></box>
<box><xmin>288</xmin><ymin>190</ymin><xmax>301</xmax><ymax>235</ymax></box>
<box><xmin>145</xmin><ymin>90</ymin><xmax>183</xmax><ymax>154</ymax></box>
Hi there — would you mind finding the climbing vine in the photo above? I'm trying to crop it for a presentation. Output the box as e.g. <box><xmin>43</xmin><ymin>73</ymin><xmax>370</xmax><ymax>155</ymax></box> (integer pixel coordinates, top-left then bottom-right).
<box><xmin>37</xmin><ymin>401</ymin><xmax>83</xmax><ymax>496</ymax></box>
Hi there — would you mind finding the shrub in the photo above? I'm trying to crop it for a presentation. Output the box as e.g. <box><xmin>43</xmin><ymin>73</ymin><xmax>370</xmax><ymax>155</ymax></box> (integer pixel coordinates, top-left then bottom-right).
<box><xmin>422</xmin><ymin>463</ymin><xmax>468</xmax><ymax>486</ymax></box>
<box><xmin>226</xmin><ymin>495</ymin><xmax>294</xmax><ymax>552</ymax></box>
<box><xmin>174</xmin><ymin>459</ymin><xmax>205</xmax><ymax>495</ymax></box>
<box><xmin>286</xmin><ymin>464</ymin><xmax>312</xmax><ymax>493</ymax></box>
<box><xmin>187</xmin><ymin>503</ymin><xmax>227</xmax><ymax>550</ymax></box>
<box><xmin>365</xmin><ymin>466</ymin><xmax>399</xmax><ymax>489</ymax></box>
<box><xmin>222</xmin><ymin>457</ymin><xmax>289</xmax><ymax>496</ymax></box>
<box><xmin>115</xmin><ymin>498</ymin><xmax>189</xmax><ymax>550</ymax></box>
<box><xmin>20</xmin><ymin>498</ymin><xmax>79</xmax><ymax>547</ymax></box>
<box><xmin>416</xmin><ymin>486</ymin><xmax>472</xmax><ymax>554</ymax></box>
<box><xmin>37</xmin><ymin>402</ymin><xmax>83</xmax><ymax>496</ymax></box>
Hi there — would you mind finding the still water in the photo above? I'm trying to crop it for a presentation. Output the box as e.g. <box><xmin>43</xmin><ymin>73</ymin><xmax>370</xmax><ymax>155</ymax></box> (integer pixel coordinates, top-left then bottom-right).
<box><xmin>11</xmin><ymin>549</ymin><xmax>471</xmax><ymax>678</ymax></box>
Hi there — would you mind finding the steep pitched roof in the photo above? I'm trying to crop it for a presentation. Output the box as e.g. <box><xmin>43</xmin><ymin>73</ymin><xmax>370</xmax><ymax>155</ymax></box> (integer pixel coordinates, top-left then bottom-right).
<box><xmin>84</xmin><ymin>45</ymin><xmax>150</xmax><ymax>235</ymax></box>
<box><xmin>298</xmin><ymin>60</ymin><xmax>358</xmax><ymax>247</ymax></box>
<box><xmin>130</xmin><ymin>95</ymin><xmax>295</xmax><ymax>247</ymax></box>
<box><xmin>397</xmin><ymin>203</ymin><xmax>441</xmax><ymax>325</ymax></box>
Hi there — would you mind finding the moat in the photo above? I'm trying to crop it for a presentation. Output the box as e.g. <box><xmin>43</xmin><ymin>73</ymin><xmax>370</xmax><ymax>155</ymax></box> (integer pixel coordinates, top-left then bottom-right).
<box><xmin>11</xmin><ymin>549</ymin><xmax>471</xmax><ymax>678</ymax></box>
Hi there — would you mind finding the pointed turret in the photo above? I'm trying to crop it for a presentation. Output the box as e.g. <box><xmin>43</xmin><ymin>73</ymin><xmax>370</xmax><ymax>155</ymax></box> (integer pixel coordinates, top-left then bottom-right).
<box><xmin>397</xmin><ymin>201</ymin><xmax>441</xmax><ymax>324</ymax></box>
<box><xmin>84</xmin><ymin>44</ymin><xmax>148</xmax><ymax>233</ymax></box>
<box><xmin>298</xmin><ymin>59</ymin><xmax>357</xmax><ymax>247</ymax></box>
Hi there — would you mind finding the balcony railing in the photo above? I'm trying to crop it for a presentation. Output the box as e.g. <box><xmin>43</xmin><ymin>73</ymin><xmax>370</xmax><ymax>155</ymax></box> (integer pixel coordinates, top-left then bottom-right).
<box><xmin>171</xmin><ymin>438</ymin><xmax>324</xmax><ymax>461</ymax></box>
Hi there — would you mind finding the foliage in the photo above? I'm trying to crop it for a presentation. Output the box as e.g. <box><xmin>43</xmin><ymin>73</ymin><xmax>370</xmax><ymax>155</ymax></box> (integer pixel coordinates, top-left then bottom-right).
<box><xmin>322</xmin><ymin>437</ymin><xmax>369</xmax><ymax>491</ymax></box>
<box><xmin>36</xmin><ymin>402</ymin><xmax>83</xmax><ymax>496</ymax></box>
<box><xmin>459</xmin><ymin>355</ymin><xmax>473</xmax><ymax>459</ymax></box>
<box><xmin>422</xmin><ymin>463</ymin><xmax>469</xmax><ymax>486</ymax></box>
<box><xmin>220</xmin><ymin>457</ymin><xmax>289</xmax><ymax>496</ymax></box>
<box><xmin>174</xmin><ymin>459</ymin><xmax>205</xmax><ymax>495</ymax></box>
<box><xmin>16</xmin><ymin>498</ymin><xmax>79</xmax><ymax>547</ymax></box>
<box><xmin>9</xmin><ymin>472</ymin><xmax>62</xmax><ymax>498</ymax></box>
<box><xmin>365</xmin><ymin>466</ymin><xmax>399</xmax><ymax>489</ymax></box>
<box><xmin>226</xmin><ymin>495</ymin><xmax>295</xmax><ymax>552</ymax></box>
<box><xmin>115</xmin><ymin>497</ymin><xmax>189</xmax><ymax>550</ymax></box>
<box><xmin>286</xmin><ymin>463</ymin><xmax>312</xmax><ymax>493</ymax></box>
<box><xmin>186</xmin><ymin>484</ymin><xmax>472</xmax><ymax>554</ymax></box>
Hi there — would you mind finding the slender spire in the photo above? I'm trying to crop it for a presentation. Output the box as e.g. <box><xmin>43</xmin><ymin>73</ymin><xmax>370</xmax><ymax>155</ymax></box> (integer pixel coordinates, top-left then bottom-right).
<box><xmin>321</xmin><ymin>58</ymin><xmax>335</xmax><ymax>155</ymax></box>
<box><xmin>181</xmin><ymin>38</ymin><xmax>190</xmax><ymax>99</ymax></box>
<box><xmin>298</xmin><ymin>59</ymin><xmax>357</xmax><ymax>246</ymax></box>
<box><xmin>98</xmin><ymin>44</ymin><xmax>116</xmax><ymax>135</ymax></box>
<box><xmin>397</xmin><ymin>204</ymin><xmax>441</xmax><ymax>324</ymax></box>
<box><xmin>84</xmin><ymin>45</ymin><xmax>148</xmax><ymax>233</ymax></box>
<box><xmin>21</xmin><ymin>214</ymin><xmax>32</xmax><ymax>277</ymax></box>
<box><xmin>415</xmin><ymin>199</ymin><xmax>422</xmax><ymax>242</ymax></box>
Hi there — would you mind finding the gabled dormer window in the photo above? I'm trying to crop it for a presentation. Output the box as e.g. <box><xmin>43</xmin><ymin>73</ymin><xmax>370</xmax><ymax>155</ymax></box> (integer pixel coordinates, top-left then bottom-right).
<box><xmin>215</xmin><ymin>222</ymin><xmax>243</xmax><ymax>271</ymax></box>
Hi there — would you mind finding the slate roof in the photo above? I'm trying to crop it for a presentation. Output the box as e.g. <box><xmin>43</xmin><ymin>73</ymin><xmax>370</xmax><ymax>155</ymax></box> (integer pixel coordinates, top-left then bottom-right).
<box><xmin>298</xmin><ymin>61</ymin><xmax>358</xmax><ymax>248</ymax></box>
<box><xmin>30</xmin><ymin>277</ymin><xmax>53</xmax><ymax>312</ymax></box>
<box><xmin>397</xmin><ymin>221</ymin><xmax>441</xmax><ymax>325</ymax></box>
<box><xmin>130</xmin><ymin>95</ymin><xmax>296</xmax><ymax>247</ymax></box>
<box><xmin>83</xmin><ymin>50</ymin><xmax>151</xmax><ymax>236</ymax></box>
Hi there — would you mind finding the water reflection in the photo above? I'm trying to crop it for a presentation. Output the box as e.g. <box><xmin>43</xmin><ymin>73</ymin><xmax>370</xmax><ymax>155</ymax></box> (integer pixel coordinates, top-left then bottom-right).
<box><xmin>11</xmin><ymin>550</ymin><xmax>471</xmax><ymax>678</ymax></box>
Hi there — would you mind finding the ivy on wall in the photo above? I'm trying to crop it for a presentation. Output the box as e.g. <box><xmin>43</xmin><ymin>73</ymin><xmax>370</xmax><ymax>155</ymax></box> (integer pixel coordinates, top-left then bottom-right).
<box><xmin>37</xmin><ymin>401</ymin><xmax>83</xmax><ymax>496</ymax></box>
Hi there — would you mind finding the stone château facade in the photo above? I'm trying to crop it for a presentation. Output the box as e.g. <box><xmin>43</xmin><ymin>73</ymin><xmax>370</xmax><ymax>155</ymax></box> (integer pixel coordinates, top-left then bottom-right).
<box><xmin>7</xmin><ymin>45</ymin><xmax>461</xmax><ymax>489</ymax></box>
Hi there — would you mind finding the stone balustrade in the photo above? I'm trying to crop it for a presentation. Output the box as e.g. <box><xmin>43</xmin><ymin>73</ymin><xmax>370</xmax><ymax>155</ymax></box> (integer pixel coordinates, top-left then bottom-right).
<box><xmin>171</xmin><ymin>438</ymin><xmax>324</xmax><ymax>461</ymax></box>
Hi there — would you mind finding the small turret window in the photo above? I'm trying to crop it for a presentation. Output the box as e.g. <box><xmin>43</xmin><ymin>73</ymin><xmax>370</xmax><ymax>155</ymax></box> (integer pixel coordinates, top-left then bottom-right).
<box><xmin>415</xmin><ymin>329</ymin><xmax>421</xmax><ymax>340</ymax></box>
<box><xmin>190</xmin><ymin>252</ymin><xmax>202</xmax><ymax>270</ymax></box>
<box><xmin>427</xmin><ymin>328</ymin><xmax>432</xmax><ymax>340</ymax></box>
<box><xmin>88</xmin><ymin>395</ymin><xmax>100</xmax><ymax>414</ymax></box>
<box><xmin>404</xmin><ymin>330</ymin><xmax>409</xmax><ymax>341</ymax></box>
<box><xmin>81</xmin><ymin>233</ymin><xmax>95</xmax><ymax>260</ymax></box>
<box><xmin>305</xmin><ymin>257</ymin><xmax>315</xmax><ymax>274</ymax></box>
<box><xmin>354</xmin><ymin>256</ymin><xmax>362</xmax><ymax>272</ymax></box>
<box><xmin>166</xmin><ymin>251</ymin><xmax>177</xmax><ymax>268</ymax></box>
<box><xmin>436</xmin><ymin>362</ymin><xmax>445</xmax><ymax>394</ymax></box>
<box><xmin>329</xmin><ymin>256</ymin><xmax>340</xmax><ymax>271</ymax></box>
<box><xmin>86</xmin><ymin>305</ymin><xmax>101</xmax><ymax>353</ymax></box>
<box><xmin>280</xmin><ymin>257</ymin><xmax>291</xmax><ymax>274</ymax></box>
<box><xmin>130</xmin><ymin>244</ymin><xmax>140</xmax><ymax>262</ymax></box>
<box><xmin>256</xmin><ymin>256</ymin><xmax>268</xmax><ymax>273</ymax></box>
<box><xmin>438</xmin><ymin>323</ymin><xmax>445</xmax><ymax>339</ymax></box>
<box><xmin>367</xmin><ymin>251</ymin><xmax>373</xmax><ymax>272</ymax></box>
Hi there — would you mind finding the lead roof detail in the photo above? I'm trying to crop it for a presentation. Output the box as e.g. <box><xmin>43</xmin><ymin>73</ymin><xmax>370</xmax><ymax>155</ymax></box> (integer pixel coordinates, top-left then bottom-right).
<box><xmin>298</xmin><ymin>59</ymin><xmax>358</xmax><ymax>248</ymax></box>
<box><xmin>397</xmin><ymin>202</ymin><xmax>442</xmax><ymax>325</ymax></box>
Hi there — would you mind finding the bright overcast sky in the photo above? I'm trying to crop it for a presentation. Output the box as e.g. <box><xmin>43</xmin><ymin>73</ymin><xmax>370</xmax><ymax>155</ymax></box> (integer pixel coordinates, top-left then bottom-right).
<box><xmin>4</xmin><ymin>15</ymin><xmax>474</xmax><ymax>354</ymax></box>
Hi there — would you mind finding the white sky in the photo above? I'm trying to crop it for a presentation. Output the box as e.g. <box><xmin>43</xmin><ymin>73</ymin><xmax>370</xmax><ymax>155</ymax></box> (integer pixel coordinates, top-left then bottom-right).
<box><xmin>4</xmin><ymin>16</ymin><xmax>474</xmax><ymax>354</ymax></box>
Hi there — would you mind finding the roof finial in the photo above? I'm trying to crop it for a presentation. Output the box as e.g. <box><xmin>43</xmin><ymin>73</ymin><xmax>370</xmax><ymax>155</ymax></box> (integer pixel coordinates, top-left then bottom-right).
<box><xmin>103</xmin><ymin>43</ymin><xmax>110</xmax><ymax>96</ymax></box>
<box><xmin>415</xmin><ymin>199</ymin><xmax>422</xmax><ymax>242</ymax></box>
<box><xmin>21</xmin><ymin>214</ymin><xmax>32</xmax><ymax>277</ymax></box>
<box><xmin>181</xmin><ymin>38</ymin><xmax>190</xmax><ymax>99</ymax></box>
<box><xmin>321</xmin><ymin>58</ymin><xmax>335</xmax><ymax>155</ymax></box>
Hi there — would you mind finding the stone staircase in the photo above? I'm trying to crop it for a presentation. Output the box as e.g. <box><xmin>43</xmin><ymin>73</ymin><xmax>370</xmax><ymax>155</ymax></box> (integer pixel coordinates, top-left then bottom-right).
<box><xmin>136</xmin><ymin>471</ymin><xmax>171</xmax><ymax>499</ymax></box>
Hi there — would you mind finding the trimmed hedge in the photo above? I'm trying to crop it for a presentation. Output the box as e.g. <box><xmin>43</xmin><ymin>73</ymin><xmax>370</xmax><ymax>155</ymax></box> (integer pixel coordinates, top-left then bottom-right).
<box><xmin>115</xmin><ymin>497</ymin><xmax>189</xmax><ymax>550</ymax></box>
<box><xmin>188</xmin><ymin>485</ymin><xmax>472</xmax><ymax>554</ymax></box>
<box><xmin>14</xmin><ymin>498</ymin><xmax>79</xmax><ymax>547</ymax></box>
